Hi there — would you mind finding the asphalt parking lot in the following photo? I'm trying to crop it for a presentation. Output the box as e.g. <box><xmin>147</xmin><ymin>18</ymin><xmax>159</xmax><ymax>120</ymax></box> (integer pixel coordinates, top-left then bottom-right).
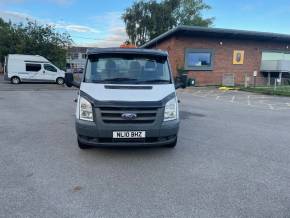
<box><xmin>181</xmin><ymin>87</ymin><xmax>290</xmax><ymax>111</ymax></box>
<box><xmin>1</xmin><ymin>82</ymin><xmax>290</xmax><ymax>217</ymax></box>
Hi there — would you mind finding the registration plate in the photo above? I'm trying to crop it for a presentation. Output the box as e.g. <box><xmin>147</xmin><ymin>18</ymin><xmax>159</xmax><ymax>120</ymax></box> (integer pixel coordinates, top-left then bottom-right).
<box><xmin>113</xmin><ymin>131</ymin><xmax>146</xmax><ymax>139</ymax></box>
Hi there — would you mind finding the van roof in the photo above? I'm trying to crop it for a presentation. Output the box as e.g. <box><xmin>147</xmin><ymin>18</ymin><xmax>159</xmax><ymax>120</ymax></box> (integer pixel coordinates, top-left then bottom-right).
<box><xmin>8</xmin><ymin>54</ymin><xmax>49</xmax><ymax>62</ymax></box>
<box><xmin>87</xmin><ymin>48</ymin><xmax>168</xmax><ymax>57</ymax></box>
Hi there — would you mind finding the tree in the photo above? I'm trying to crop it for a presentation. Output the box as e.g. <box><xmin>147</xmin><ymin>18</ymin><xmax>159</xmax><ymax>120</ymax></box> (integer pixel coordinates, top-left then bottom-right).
<box><xmin>122</xmin><ymin>1</ymin><xmax>151</xmax><ymax>46</ymax></box>
<box><xmin>174</xmin><ymin>0</ymin><xmax>214</xmax><ymax>26</ymax></box>
<box><xmin>0</xmin><ymin>18</ymin><xmax>72</xmax><ymax>69</ymax></box>
<box><xmin>0</xmin><ymin>19</ymin><xmax>15</xmax><ymax>63</ymax></box>
<box><xmin>122</xmin><ymin>0</ymin><xmax>214</xmax><ymax>46</ymax></box>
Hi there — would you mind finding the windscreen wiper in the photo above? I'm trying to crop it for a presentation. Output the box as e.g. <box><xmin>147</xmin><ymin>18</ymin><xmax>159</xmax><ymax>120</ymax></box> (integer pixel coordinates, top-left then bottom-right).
<box><xmin>139</xmin><ymin>79</ymin><xmax>170</xmax><ymax>84</ymax></box>
<box><xmin>103</xmin><ymin>78</ymin><xmax>137</xmax><ymax>82</ymax></box>
<box><xmin>92</xmin><ymin>78</ymin><xmax>138</xmax><ymax>83</ymax></box>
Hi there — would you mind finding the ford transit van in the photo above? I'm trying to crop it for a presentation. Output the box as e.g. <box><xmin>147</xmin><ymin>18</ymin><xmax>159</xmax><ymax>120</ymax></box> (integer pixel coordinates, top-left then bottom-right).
<box><xmin>65</xmin><ymin>48</ymin><xmax>190</xmax><ymax>149</ymax></box>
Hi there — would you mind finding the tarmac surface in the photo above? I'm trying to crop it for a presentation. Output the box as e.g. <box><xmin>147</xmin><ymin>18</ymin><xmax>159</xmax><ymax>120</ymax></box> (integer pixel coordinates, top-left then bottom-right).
<box><xmin>1</xmin><ymin>80</ymin><xmax>290</xmax><ymax>217</ymax></box>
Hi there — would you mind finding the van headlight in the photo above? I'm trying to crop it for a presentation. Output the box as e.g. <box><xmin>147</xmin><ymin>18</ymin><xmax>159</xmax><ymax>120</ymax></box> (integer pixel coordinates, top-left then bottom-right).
<box><xmin>79</xmin><ymin>97</ymin><xmax>93</xmax><ymax>121</ymax></box>
<box><xmin>164</xmin><ymin>98</ymin><xmax>178</xmax><ymax>121</ymax></box>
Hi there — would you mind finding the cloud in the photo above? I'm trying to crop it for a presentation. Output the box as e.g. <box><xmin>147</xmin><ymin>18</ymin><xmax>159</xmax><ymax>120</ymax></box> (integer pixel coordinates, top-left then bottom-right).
<box><xmin>0</xmin><ymin>10</ymin><xmax>32</xmax><ymax>23</ymax></box>
<box><xmin>0</xmin><ymin>10</ymin><xmax>128</xmax><ymax>47</ymax></box>
<box><xmin>80</xmin><ymin>11</ymin><xmax>128</xmax><ymax>47</ymax></box>
<box><xmin>93</xmin><ymin>11</ymin><xmax>123</xmax><ymax>28</ymax></box>
<box><xmin>0</xmin><ymin>10</ymin><xmax>98</xmax><ymax>33</ymax></box>
<box><xmin>54</xmin><ymin>23</ymin><xmax>99</xmax><ymax>33</ymax></box>
<box><xmin>81</xmin><ymin>27</ymin><xmax>127</xmax><ymax>48</ymax></box>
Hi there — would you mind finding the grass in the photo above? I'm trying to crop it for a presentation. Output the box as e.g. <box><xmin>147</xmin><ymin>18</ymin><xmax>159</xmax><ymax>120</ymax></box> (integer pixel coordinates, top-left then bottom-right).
<box><xmin>240</xmin><ymin>86</ymin><xmax>290</xmax><ymax>97</ymax></box>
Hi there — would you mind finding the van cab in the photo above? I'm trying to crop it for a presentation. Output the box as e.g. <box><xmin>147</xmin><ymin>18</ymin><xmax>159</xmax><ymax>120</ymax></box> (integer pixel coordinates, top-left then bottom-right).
<box><xmin>4</xmin><ymin>54</ymin><xmax>65</xmax><ymax>85</ymax></box>
<box><xmin>65</xmin><ymin>48</ymin><xmax>190</xmax><ymax>149</ymax></box>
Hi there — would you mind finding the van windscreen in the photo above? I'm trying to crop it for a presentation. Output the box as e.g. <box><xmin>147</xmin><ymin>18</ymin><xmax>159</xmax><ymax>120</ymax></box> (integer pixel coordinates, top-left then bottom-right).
<box><xmin>85</xmin><ymin>54</ymin><xmax>171</xmax><ymax>84</ymax></box>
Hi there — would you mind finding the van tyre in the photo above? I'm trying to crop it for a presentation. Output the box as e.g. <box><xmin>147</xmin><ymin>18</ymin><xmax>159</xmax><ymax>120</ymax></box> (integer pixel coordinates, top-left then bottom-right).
<box><xmin>78</xmin><ymin>138</ymin><xmax>91</xmax><ymax>149</ymax></box>
<box><xmin>56</xmin><ymin>77</ymin><xmax>64</xmax><ymax>85</ymax></box>
<box><xmin>11</xmin><ymin>76</ymin><xmax>20</xmax><ymax>84</ymax></box>
<box><xmin>165</xmin><ymin>138</ymin><xmax>177</xmax><ymax>148</ymax></box>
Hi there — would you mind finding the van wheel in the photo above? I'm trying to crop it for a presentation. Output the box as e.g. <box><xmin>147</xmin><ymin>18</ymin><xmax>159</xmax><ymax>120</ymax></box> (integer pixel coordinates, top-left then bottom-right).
<box><xmin>165</xmin><ymin>138</ymin><xmax>177</xmax><ymax>148</ymax></box>
<box><xmin>78</xmin><ymin>138</ymin><xmax>91</xmax><ymax>150</ymax></box>
<box><xmin>11</xmin><ymin>76</ymin><xmax>21</xmax><ymax>84</ymax></box>
<box><xmin>56</xmin><ymin>77</ymin><xmax>64</xmax><ymax>85</ymax></box>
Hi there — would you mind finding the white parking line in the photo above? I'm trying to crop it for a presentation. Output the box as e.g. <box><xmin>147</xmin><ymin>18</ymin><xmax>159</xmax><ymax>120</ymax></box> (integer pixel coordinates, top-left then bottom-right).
<box><xmin>186</xmin><ymin>89</ymin><xmax>290</xmax><ymax>111</ymax></box>
<box><xmin>230</xmin><ymin>96</ymin><xmax>235</xmax><ymax>103</ymax></box>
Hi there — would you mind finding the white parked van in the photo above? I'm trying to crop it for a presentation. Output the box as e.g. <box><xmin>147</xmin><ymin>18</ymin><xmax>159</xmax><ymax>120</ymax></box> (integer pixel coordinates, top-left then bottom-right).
<box><xmin>4</xmin><ymin>54</ymin><xmax>65</xmax><ymax>85</ymax></box>
<box><xmin>65</xmin><ymin>48</ymin><xmax>192</xmax><ymax>149</ymax></box>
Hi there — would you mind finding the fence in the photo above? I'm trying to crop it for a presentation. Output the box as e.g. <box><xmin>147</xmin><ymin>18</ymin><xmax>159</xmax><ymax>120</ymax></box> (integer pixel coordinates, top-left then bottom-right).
<box><xmin>243</xmin><ymin>74</ymin><xmax>290</xmax><ymax>96</ymax></box>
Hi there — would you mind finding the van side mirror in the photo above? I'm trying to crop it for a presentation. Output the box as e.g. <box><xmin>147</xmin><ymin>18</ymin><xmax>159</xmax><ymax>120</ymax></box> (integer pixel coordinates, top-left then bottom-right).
<box><xmin>65</xmin><ymin>73</ymin><xmax>80</xmax><ymax>88</ymax></box>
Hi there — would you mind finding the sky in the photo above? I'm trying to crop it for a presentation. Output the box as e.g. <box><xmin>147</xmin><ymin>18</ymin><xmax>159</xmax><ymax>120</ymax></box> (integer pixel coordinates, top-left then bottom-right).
<box><xmin>0</xmin><ymin>0</ymin><xmax>290</xmax><ymax>47</ymax></box>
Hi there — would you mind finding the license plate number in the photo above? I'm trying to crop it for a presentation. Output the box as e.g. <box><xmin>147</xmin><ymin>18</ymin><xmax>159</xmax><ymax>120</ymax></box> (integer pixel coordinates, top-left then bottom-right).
<box><xmin>113</xmin><ymin>131</ymin><xmax>146</xmax><ymax>139</ymax></box>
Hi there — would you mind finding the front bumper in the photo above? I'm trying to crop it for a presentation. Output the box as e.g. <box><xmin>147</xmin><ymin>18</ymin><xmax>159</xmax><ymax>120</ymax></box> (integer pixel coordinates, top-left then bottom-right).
<box><xmin>76</xmin><ymin>119</ymin><xmax>179</xmax><ymax>147</ymax></box>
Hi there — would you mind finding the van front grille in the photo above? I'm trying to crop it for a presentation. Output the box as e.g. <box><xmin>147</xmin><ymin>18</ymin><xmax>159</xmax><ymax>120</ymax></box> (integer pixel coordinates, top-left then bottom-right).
<box><xmin>99</xmin><ymin>107</ymin><xmax>159</xmax><ymax>124</ymax></box>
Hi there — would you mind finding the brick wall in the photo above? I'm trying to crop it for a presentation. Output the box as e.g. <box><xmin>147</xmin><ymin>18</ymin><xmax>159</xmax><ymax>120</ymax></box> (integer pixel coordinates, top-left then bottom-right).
<box><xmin>149</xmin><ymin>35</ymin><xmax>289</xmax><ymax>86</ymax></box>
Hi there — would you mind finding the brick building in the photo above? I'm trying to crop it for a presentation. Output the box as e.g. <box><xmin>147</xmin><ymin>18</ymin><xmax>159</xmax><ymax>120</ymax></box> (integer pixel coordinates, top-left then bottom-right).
<box><xmin>142</xmin><ymin>26</ymin><xmax>290</xmax><ymax>86</ymax></box>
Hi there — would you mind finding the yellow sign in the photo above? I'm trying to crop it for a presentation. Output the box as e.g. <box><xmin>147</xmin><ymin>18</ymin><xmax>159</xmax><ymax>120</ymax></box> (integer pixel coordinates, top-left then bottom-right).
<box><xmin>233</xmin><ymin>50</ymin><xmax>244</xmax><ymax>65</ymax></box>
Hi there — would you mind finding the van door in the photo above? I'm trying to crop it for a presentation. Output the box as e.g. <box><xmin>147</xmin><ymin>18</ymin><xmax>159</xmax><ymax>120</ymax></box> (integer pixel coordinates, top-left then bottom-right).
<box><xmin>25</xmin><ymin>63</ymin><xmax>42</xmax><ymax>81</ymax></box>
<box><xmin>43</xmin><ymin>64</ymin><xmax>58</xmax><ymax>81</ymax></box>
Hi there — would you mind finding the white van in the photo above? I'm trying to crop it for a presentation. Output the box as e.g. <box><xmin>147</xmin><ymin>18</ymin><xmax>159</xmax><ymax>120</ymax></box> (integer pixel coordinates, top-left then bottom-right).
<box><xmin>65</xmin><ymin>48</ymin><xmax>191</xmax><ymax>149</ymax></box>
<box><xmin>4</xmin><ymin>54</ymin><xmax>65</xmax><ymax>85</ymax></box>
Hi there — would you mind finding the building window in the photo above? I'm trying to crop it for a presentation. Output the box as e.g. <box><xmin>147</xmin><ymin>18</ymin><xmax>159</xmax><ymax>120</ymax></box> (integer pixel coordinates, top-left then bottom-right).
<box><xmin>261</xmin><ymin>51</ymin><xmax>290</xmax><ymax>72</ymax></box>
<box><xmin>262</xmin><ymin>51</ymin><xmax>290</xmax><ymax>61</ymax></box>
<box><xmin>184</xmin><ymin>49</ymin><xmax>214</xmax><ymax>71</ymax></box>
<box><xmin>26</xmin><ymin>63</ymin><xmax>41</xmax><ymax>72</ymax></box>
<box><xmin>71</xmin><ymin>53</ymin><xmax>79</xmax><ymax>60</ymax></box>
<box><xmin>81</xmin><ymin>53</ymin><xmax>86</xmax><ymax>59</ymax></box>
